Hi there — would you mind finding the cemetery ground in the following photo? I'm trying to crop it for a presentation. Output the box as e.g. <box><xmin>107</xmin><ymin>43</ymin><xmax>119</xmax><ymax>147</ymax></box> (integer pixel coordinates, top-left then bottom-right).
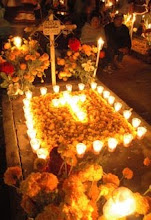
<box><xmin>0</xmin><ymin>54</ymin><xmax>151</xmax><ymax>220</ymax></box>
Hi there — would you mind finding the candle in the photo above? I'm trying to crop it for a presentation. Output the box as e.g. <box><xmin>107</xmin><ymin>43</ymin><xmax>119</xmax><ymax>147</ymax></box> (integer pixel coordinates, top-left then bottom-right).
<box><xmin>97</xmin><ymin>86</ymin><xmax>104</xmax><ymax>94</ymax></box>
<box><xmin>103</xmin><ymin>91</ymin><xmax>110</xmax><ymax>99</ymax></box>
<box><xmin>13</xmin><ymin>36</ymin><xmax>22</xmax><ymax>48</ymax></box>
<box><xmin>77</xmin><ymin>112</ymin><xmax>86</xmax><ymax>121</ymax></box>
<box><xmin>26</xmin><ymin>122</ymin><xmax>34</xmax><ymax>131</ymax></box>
<box><xmin>108</xmin><ymin>96</ymin><xmax>115</xmax><ymax>105</ymax></box>
<box><xmin>60</xmin><ymin>97</ymin><xmax>66</xmax><ymax>105</ymax></box>
<box><xmin>53</xmin><ymin>85</ymin><xmax>60</xmax><ymax>93</ymax></box>
<box><xmin>79</xmin><ymin>94</ymin><xmax>86</xmax><ymax>102</ymax></box>
<box><xmin>93</xmin><ymin>140</ymin><xmax>103</xmax><ymax>154</ymax></box>
<box><xmin>78</xmin><ymin>83</ymin><xmax>85</xmax><ymax>91</ymax></box>
<box><xmin>132</xmin><ymin>118</ymin><xmax>141</xmax><ymax>128</ymax></box>
<box><xmin>25</xmin><ymin>90</ymin><xmax>32</xmax><ymax>99</ymax></box>
<box><xmin>37</xmin><ymin>148</ymin><xmax>48</xmax><ymax>159</ymax></box>
<box><xmin>123</xmin><ymin>134</ymin><xmax>133</xmax><ymax>147</ymax></box>
<box><xmin>93</xmin><ymin>38</ymin><xmax>104</xmax><ymax>78</ymax></box>
<box><xmin>30</xmin><ymin>139</ymin><xmax>40</xmax><ymax>152</ymax></box>
<box><xmin>91</xmin><ymin>82</ymin><xmax>97</xmax><ymax>90</ymax></box>
<box><xmin>137</xmin><ymin>127</ymin><xmax>147</xmax><ymax>139</ymax></box>
<box><xmin>66</xmin><ymin>84</ymin><xmax>72</xmax><ymax>92</ymax></box>
<box><xmin>108</xmin><ymin>138</ymin><xmax>118</xmax><ymax>152</ymax></box>
<box><xmin>23</xmin><ymin>98</ymin><xmax>30</xmax><ymax>107</ymax></box>
<box><xmin>40</xmin><ymin>87</ymin><xmax>47</xmax><ymax>95</ymax></box>
<box><xmin>27</xmin><ymin>129</ymin><xmax>36</xmax><ymax>139</ymax></box>
<box><xmin>76</xmin><ymin>143</ymin><xmax>86</xmax><ymax>157</ymax></box>
<box><xmin>123</xmin><ymin>110</ymin><xmax>132</xmax><ymax>120</ymax></box>
<box><xmin>52</xmin><ymin>99</ymin><xmax>60</xmax><ymax>107</ymax></box>
<box><xmin>114</xmin><ymin>102</ymin><xmax>122</xmax><ymax>112</ymax></box>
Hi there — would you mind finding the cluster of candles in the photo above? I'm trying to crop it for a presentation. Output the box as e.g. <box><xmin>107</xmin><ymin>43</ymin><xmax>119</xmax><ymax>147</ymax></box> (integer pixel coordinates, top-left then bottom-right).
<box><xmin>23</xmin><ymin>82</ymin><xmax>147</xmax><ymax>160</ymax></box>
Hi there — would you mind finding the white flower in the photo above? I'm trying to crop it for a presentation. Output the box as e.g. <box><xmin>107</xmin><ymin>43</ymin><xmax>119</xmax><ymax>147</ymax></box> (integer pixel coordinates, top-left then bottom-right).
<box><xmin>82</xmin><ymin>60</ymin><xmax>95</xmax><ymax>72</ymax></box>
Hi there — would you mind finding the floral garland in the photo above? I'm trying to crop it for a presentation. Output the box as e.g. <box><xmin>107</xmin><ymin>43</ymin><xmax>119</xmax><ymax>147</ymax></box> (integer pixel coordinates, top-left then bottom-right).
<box><xmin>0</xmin><ymin>36</ymin><xmax>50</xmax><ymax>97</ymax></box>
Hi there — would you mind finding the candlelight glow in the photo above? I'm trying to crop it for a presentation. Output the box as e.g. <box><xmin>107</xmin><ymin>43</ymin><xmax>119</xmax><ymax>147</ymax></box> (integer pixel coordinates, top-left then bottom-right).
<box><xmin>132</xmin><ymin>118</ymin><xmax>141</xmax><ymax>128</ymax></box>
<box><xmin>103</xmin><ymin>187</ymin><xmax>136</xmax><ymax>219</ymax></box>
<box><xmin>37</xmin><ymin>148</ymin><xmax>49</xmax><ymax>159</ymax></box>
<box><xmin>98</xmin><ymin>37</ymin><xmax>104</xmax><ymax>49</ymax></box>
<box><xmin>13</xmin><ymin>36</ymin><xmax>22</xmax><ymax>48</ymax></box>
<box><xmin>79</xmin><ymin>94</ymin><xmax>86</xmax><ymax>102</ymax></box>
<box><xmin>53</xmin><ymin>85</ymin><xmax>60</xmax><ymax>93</ymax></box>
<box><xmin>76</xmin><ymin>143</ymin><xmax>86</xmax><ymax>157</ymax></box>
<box><xmin>103</xmin><ymin>90</ymin><xmax>110</xmax><ymax>99</ymax></box>
<box><xmin>30</xmin><ymin>139</ymin><xmax>40</xmax><ymax>152</ymax></box>
<box><xmin>137</xmin><ymin>127</ymin><xmax>147</xmax><ymax>139</ymax></box>
<box><xmin>52</xmin><ymin>99</ymin><xmax>60</xmax><ymax>107</ymax></box>
<box><xmin>123</xmin><ymin>109</ymin><xmax>132</xmax><ymax>120</ymax></box>
<box><xmin>108</xmin><ymin>96</ymin><xmax>115</xmax><ymax>105</ymax></box>
<box><xmin>25</xmin><ymin>90</ymin><xmax>32</xmax><ymax>99</ymax></box>
<box><xmin>93</xmin><ymin>140</ymin><xmax>103</xmax><ymax>154</ymax></box>
<box><xmin>91</xmin><ymin>82</ymin><xmax>97</xmax><ymax>90</ymax></box>
<box><xmin>108</xmin><ymin>138</ymin><xmax>118</xmax><ymax>152</ymax></box>
<box><xmin>123</xmin><ymin>133</ymin><xmax>133</xmax><ymax>147</ymax></box>
<box><xmin>27</xmin><ymin>129</ymin><xmax>36</xmax><ymax>139</ymax></box>
<box><xmin>23</xmin><ymin>98</ymin><xmax>30</xmax><ymax>107</ymax></box>
<box><xmin>97</xmin><ymin>86</ymin><xmax>104</xmax><ymax>94</ymax></box>
<box><xmin>40</xmin><ymin>87</ymin><xmax>47</xmax><ymax>95</ymax></box>
<box><xmin>78</xmin><ymin>83</ymin><xmax>85</xmax><ymax>91</ymax></box>
<box><xmin>66</xmin><ymin>84</ymin><xmax>72</xmax><ymax>92</ymax></box>
<box><xmin>114</xmin><ymin>102</ymin><xmax>122</xmax><ymax>112</ymax></box>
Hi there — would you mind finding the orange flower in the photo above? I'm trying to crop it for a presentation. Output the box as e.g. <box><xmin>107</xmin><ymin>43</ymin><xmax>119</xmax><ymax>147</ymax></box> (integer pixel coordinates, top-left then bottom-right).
<box><xmin>103</xmin><ymin>173</ymin><xmax>120</xmax><ymax>187</ymax></box>
<box><xmin>4</xmin><ymin>43</ymin><xmax>11</xmax><ymax>50</ymax></box>
<box><xmin>67</xmin><ymin>50</ymin><xmax>72</xmax><ymax>56</ymax></box>
<box><xmin>143</xmin><ymin>213</ymin><xmax>151</xmax><ymax>220</ymax></box>
<box><xmin>21</xmin><ymin>195</ymin><xmax>37</xmax><ymax>215</ymax></box>
<box><xmin>39</xmin><ymin>53</ymin><xmax>49</xmax><ymax>61</ymax></box>
<box><xmin>134</xmin><ymin>192</ymin><xmax>150</xmax><ymax>215</ymax></box>
<box><xmin>30</xmin><ymin>55</ymin><xmax>36</xmax><ymax>61</ymax></box>
<box><xmin>39</xmin><ymin>172</ymin><xmax>58</xmax><ymax>192</ymax></box>
<box><xmin>25</xmin><ymin>55</ymin><xmax>31</xmax><ymax>61</ymax></box>
<box><xmin>28</xmin><ymin>76</ymin><xmax>34</xmax><ymax>82</ymax></box>
<box><xmin>144</xmin><ymin>157</ymin><xmax>151</xmax><ymax>166</ymax></box>
<box><xmin>4</xmin><ymin>166</ymin><xmax>22</xmax><ymax>186</ymax></box>
<box><xmin>20</xmin><ymin>63</ymin><xmax>27</xmax><ymax>70</ymax></box>
<box><xmin>12</xmin><ymin>77</ymin><xmax>19</xmax><ymax>82</ymax></box>
<box><xmin>37</xmin><ymin>72</ymin><xmax>43</xmax><ymax>77</ymax></box>
<box><xmin>0</xmin><ymin>56</ymin><xmax>5</xmax><ymax>64</ymax></box>
<box><xmin>9</xmin><ymin>54</ymin><xmax>15</xmax><ymax>61</ymax></box>
<box><xmin>99</xmin><ymin>183</ymin><xmax>117</xmax><ymax>200</ymax></box>
<box><xmin>122</xmin><ymin>167</ymin><xmax>133</xmax><ymax>179</ymax></box>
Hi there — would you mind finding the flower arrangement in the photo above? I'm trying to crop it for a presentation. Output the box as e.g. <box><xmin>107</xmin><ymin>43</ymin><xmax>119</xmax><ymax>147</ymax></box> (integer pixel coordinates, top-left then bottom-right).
<box><xmin>0</xmin><ymin>36</ymin><xmax>50</xmax><ymax>97</ymax></box>
<box><xmin>4</xmin><ymin>163</ymin><xmax>151</xmax><ymax>220</ymax></box>
<box><xmin>57</xmin><ymin>39</ymin><xmax>99</xmax><ymax>84</ymax></box>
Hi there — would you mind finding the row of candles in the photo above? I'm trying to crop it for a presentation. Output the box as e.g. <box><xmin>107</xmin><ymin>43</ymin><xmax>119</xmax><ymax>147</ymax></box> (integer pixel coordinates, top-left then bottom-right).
<box><xmin>24</xmin><ymin>82</ymin><xmax>147</xmax><ymax>159</ymax></box>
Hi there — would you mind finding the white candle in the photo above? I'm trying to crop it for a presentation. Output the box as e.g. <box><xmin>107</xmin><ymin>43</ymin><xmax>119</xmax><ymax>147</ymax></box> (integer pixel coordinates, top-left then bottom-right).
<box><xmin>103</xmin><ymin>91</ymin><xmax>110</xmax><ymax>99</ymax></box>
<box><xmin>114</xmin><ymin>102</ymin><xmax>122</xmax><ymax>112</ymax></box>
<box><xmin>77</xmin><ymin>112</ymin><xmax>86</xmax><ymax>121</ymax></box>
<box><xmin>27</xmin><ymin>129</ymin><xmax>36</xmax><ymax>139</ymax></box>
<box><xmin>23</xmin><ymin>98</ymin><xmax>30</xmax><ymax>107</ymax></box>
<box><xmin>13</xmin><ymin>36</ymin><xmax>22</xmax><ymax>48</ymax></box>
<box><xmin>25</xmin><ymin>90</ymin><xmax>32</xmax><ymax>99</ymax></box>
<box><xmin>78</xmin><ymin>83</ymin><xmax>85</xmax><ymax>91</ymax></box>
<box><xmin>60</xmin><ymin>97</ymin><xmax>66</xmax><ymax>105</ymax></box>
<box><xmin>91</xmin><ymin>82</ymin><xmax>97</xmax><ymax>90</ymax></box>
<box><xmin>66</xmin><ymin>84</ymin><xmax>72</xmax><ymax>92</ymax></box>
<box><xmin>26</xmin><ymin>122</ymin><xmax>34</xmax><ymax>131</ymax></box>
<box><xmin>123</xmin><ymin>134</ymin><xmax>133</xmax><ymax>147</ymax></box>
<box><xmin>37</xmin><ymin>148</ymin><xmax>48</xmax><ymax>159</ymax></box>
<box><xmin>123</xmin><ymin>110</ymin><xmax>132</xmax><ymax>120</ymax></box>
<box><xmin>132</xmin><ymin>118</ymin><xmax>141</xmax><ymax>128</ymax></box>
<box><xmin>53</xmin><ymin>85</ymin><xmax>60</xmax><ymax>93</ymax></box>
<box><xmin>52</xmin><ymin>99</ymin><xmax>60</xmax><ymax>107</ymax></box>
<box><xmin>137</xmin><ymin>127</ymin><xmax>147</xmax><ymax>139</ymax></box>
<box><xmin>76</xmin><ymin>143</ymin><xmax>86</xmax><ymax>157</ymax></box>
<box><xmin>108</xmin><ymin>138</ymin><xmax>118</xmax><ymax>152</ymax></box>
<box><xmin>93</xmin><ymin>140</ymin><xmax>103</xmax><ymax>154</ymax></box>
<box><xmin>40</xmin><ymin>87</ymin><xmax>47</xmax><ymax>95</ymax></box>
<box><xmin>79</xmin><ymin>94</ymin><xmax>86</xmax><ymax>102</ymax></box>
<box><xmin>108</xmin><ymin>96</ymin><xmax>115</xmax><ymax>105</ymax></box>
<box><xmin>97</xmin><ymin>86</ymin><xmax>104</xmax><ymax>94</ymax></box>
<box><xmin>30</xmin><ymin>139</ymin><xmax>40</xmax><ymax>152</ymax></box>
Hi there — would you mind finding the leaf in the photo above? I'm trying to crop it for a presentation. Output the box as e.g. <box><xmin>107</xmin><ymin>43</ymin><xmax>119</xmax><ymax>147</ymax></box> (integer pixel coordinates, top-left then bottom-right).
<box><xmin>0</xmin><ymin>81</ymin><xmax>9</xmax><ymax>88</ymax></box>
<box><xmin>0</xmin><ymin>72</ymin><xmax>8</xmax><ymax>80</ymax></box>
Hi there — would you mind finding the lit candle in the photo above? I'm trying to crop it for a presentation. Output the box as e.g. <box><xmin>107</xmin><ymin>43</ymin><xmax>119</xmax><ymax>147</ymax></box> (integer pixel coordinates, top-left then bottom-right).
<box><xmin>60</xmin><ymin>97</ymin><xmax>66</xmax><ymax>105</ymax></box>
<box><xmin>103</xmin><ymin>91</ymin><xmax>110</xmax><ymax>99</ymax></box>
<box><xmin>13</xmin><ymin>36</ymin><xmax>22</xmax><ymax>48</ymax></box>
<box><xmin>53</xmin><ymin>85</ymin><xmax>60</xmax><ymax>93</ymax></box>
<box><xmin>66</xmin><ymin>84</ymin><xmax>72</xmax><ymax>92</ymax></box>
<box><xmin>123</xmin><ymin>110</ymin><xmax>132</xmax><ymax>120</ymax></box>
<box><xmin>76</xmin><ymin>143</ymin><xmax>86</xmax><ymax>157</ymax></box>
<box><xmin>27</xmin><ymin>129</ymin><xmax>36</xmax><ymax>139</ymax></box>
<box><xmin>77</xmin><ymin>112</ymin><xmax>86</xmax><ymax>121</ymax></box>
<box><xmin>132</xmin><ymin>118</ymin><xmax>141</xmax><ymax>128</ymax></box>
<box><xmin>23</xmin><ymin>98</ymin><xmax>30</xmax><ymax>107</ymax></box>
<box><xmin>40</xmin><ymin>87</ymin><xmax>47</xmax><ymax>95</ymax></box>
<box><xmin>78</xmin><ymin>83</ymin><xmax>85</xmax><ymax>91</ymax></box>
<box><xmin>30</xmin><ymin>139</ymin><xmax>40</xmax><ymax>152</ymax></box>
<box><xmin>26</xmin><ymin>122</ymin><xmax>34</xmax><ymax>131</ymax></box>
<box><xmin>52</xmin><ymin>99</ymin><xmax>60</xmax><ymax>107</ymax></box>
<box><xmin>108</xmin><ymin>96</ymin><xmax>115</xmax><ymax>105</ymax></box>
<box><xmin>37</xmin><ymin>148</ymin><xmax>48</xmax><ymax>159</ymax></box>
<box><xmin>123</xmin><ymin>134</ymin><xmax>133</xmax><ymax>147</ymax></box>
<box><xmin>137</xmin><ymin>127</ymin><xmax>147</xmax><ymax>139</ymax></box>
<box><xmin>25</xmin><ymin>90</ymin><xmax>32</xmax><ymax>99</ymax></box>
<box><xmin>97</xmin><ymin>86</ymin><xmax>104</xmax><ymax>94</ymax></box>
<box><xmin>93</xmin><ymin>140</ymin><xmax>103</xmax><ymax>154</ymax></box>
<box><xmin>108</xmin><ymin>138</ymin><xmax>118</xmax><ymax>152</ymax></box>
<box><xmin>79</xmin><ymin>94</ymin><xmax>86</xmax><ymax>102</ymax></box>
<box><xmin>114</xmin><ymin>102</ymin><xmax>122</xmax><ymax>112</ymax></box>
<box><xmin>91</xmin><ymin>82</ymin><xmax>97</xmax><ymax>90</ymax></box>
<box><xmin>93</xmin><ymin>38</ymin><xmax>104</xmax><ymax>77</ymax></box>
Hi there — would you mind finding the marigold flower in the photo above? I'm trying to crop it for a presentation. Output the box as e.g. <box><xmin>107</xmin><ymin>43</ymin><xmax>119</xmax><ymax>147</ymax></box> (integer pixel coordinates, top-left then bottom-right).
<box><xmin>134</xmin><ymin>192</ymin><xmax>150</xmax><ymax>215</ymax></box>
<box><xmin>144</xmin><ymin>157</ymin><xmax>151</xmax><ymax>166</ymax></box>
<box><xmin>103</xmin><ymin>173</ymin><xmax>120</xmax><ymax>186</ymax></box>
<box><xmin>39</xmin><ymin>172</ymin><xmax>58</xmax><ymax>192</ymax></box>
<box><xmin>39</xmin><ymin>53</ymin><xmax>49</xmax><ymax>61</ymax></box>
<box><xmin>122</xmin><ymin>167</ymin><xmax>133</xmax><ymax>179</ymax></box>
<box><xmin>143</xmin><ymin>213</ymin><xmax>151</xmax><ymax>220</ymax></box>
<box><xmin>0</xmin><ymin>56</ymin><xmax>5</xmax><ymax>64</ymax></box>
<box><xmin>67</xmin><ymin>50</ymin><xmax>72</xmax><ymax>56</ymax></box>
<box><xmin>21</xmin><ymin>195</ymin><xmax>37</xmax><ymax>215</ymax></box>
<box><xmin>35</xmin><ymin>204</ymin><xmax>60</xmax><ymax>220</ymax></box>
<box><xmin>20</xmin><ymin>63</ymin><xmax>27</xmax><ymax>70</ymax></box>
<box><xmin>4</xmin><ymin>166</ymin><xmax>22</xmax><ymax>186</ymax></box>
<box><xmin>4</xmin><ymin>43</ymin><xmax>11</xmax><ymax>50</ymax></box>
<box><xmin>99</xmin><ymin>183</ymin><xmax>117</xmax><ymax>200</ymax></box>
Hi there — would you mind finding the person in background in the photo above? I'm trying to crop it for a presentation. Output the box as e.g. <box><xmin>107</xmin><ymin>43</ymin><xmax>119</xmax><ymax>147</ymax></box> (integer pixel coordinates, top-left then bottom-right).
<box><xmin>99</xmin><ymin>1</ymin><xmax>111</xmax><ymax>26</ymax></box>
<box><xmin>80</xmin><ymin>11</ymin><xmax>107</xmax><ymax>46</ymax></box>
<box><xmin>104</xmin><ymin>13</ymin><xmax>131</xmax><ymax>70</ymax></box>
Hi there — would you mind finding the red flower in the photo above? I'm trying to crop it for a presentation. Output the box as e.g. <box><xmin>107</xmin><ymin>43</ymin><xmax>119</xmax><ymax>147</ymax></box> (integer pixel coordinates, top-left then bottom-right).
<box><xmin>0</xmin><ymin>62</ymin><xmax>14</xmax><ymax>76</ymax></box>
<box><xmin>99</xmin><ymin>51</ymin><xmax>105</xmax><ymax>59</ymax></box>
<box><xmin>68</xmin><ymin>38</ymin><xmax>81</xmax><ymax>52</ymax></box>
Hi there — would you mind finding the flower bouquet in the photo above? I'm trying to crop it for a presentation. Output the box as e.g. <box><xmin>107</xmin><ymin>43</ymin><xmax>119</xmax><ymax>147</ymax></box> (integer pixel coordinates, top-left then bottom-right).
<box><xmin>57</xmin><ymin>38</ymin><xmax>99</xmax><ymax>84</ymax></box>
<box><xmin>0</xmin><ymin>36</ymin><xmax>50</xmax><ymax>97</ymax></box>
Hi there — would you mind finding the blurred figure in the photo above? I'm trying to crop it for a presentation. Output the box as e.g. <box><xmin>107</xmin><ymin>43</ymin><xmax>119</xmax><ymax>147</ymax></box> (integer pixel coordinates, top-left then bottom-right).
<box><xmin>104</xmin><ymin>13</ymin><xmax>131</xmax><ymax>70</ymax></box>
<box><xmin>81</xmin><ymin>11</ymin><xmax>106</xmax><ymax>46</ymax></box>
<box><xmin>99</xmin><ymin>1</ymin><xmax>111</xmax><ymax>26</ymax></box>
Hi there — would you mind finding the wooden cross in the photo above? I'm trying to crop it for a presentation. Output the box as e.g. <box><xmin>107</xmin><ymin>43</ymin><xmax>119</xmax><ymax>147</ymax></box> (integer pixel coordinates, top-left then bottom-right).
<box><xmin>43</xmin><ymin>14</ymin><xmax>76</xmax><ymax>85</ymax></box>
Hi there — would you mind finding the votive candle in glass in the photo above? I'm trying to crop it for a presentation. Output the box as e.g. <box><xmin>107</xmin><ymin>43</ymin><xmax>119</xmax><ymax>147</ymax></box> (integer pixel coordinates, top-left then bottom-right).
<box><xmin>132</xmin><ymin>118</ymin><xmax>141</xmax><ymax>128</ymax></box>
<box><xmin>137</xmin><ymin>127</ymin><xmax>147</xmax><ymax>139</ymax></box>
<box><xmin>93</xmin><ymin>140</ymin><xmax>103</xmax><ymax>154</ymax></box>
<box><xmin>40</xmin><ymin>87</ymin><xmax>47</xmax><ymax>95</ymax></box>
<box><xmin>123</xmin><ymin>133</ymin><xmax>133</xmax><ymax>147</ymax></box>
<box><xmin>123</xmin><ymin>110</ymin><xmax>132</xmax><ymax>120</ymax></box>
<box><xmin>37</xmin><ymin>148</ymin><xmax>48</xmax><ymax>159</ymax></box>
<box><xmin>97</xmin><ymin>86</ymin><xmax>104</xmax><ymax>94</ymax></box>
<box><xmin>78</xmin><ymin>83</ymin><xmax>85</xmax><ymax>91</ymax></box>
<box><xmin>23</xmin><ymin>98</ymin><xmax>30</xmax><ymax>107</ymax></box>
<box><xmin>53</xmin><ymin>85</ymin><xmax>60</xmax><ymax>93</ymax></box>
<box><xmin>66</xmin><ymin>84</ymin><xmax>72</xmax><ymax>92</ymax></box>
<box><xmin>108</xmin><ymin>138</ymin><xmax>118</xmax><ymax>152</ymax></box>
<box><xmin>114</xmin><ymin>102</ymin><xmax>122</xmax><ymax>112</ymax></box>
<box><xmin>27</xmin><ymin>129</ymin><xmax>36</xmax><ymax>139</ymax></box>
<box><xmin>108</xmin><ymin>96</ymin><xmax>115</xmax><ymax>105</ymax></box>
<box><xmin>76</xmin><ymin>143</ymin><xmax>86</xmax><ymax>157</ymax></box>
<box><xmin>91</xmin><ymin>82</ymin><xmax>97</xmax><ymax>90</ymax></box>
<box><xmin>25</xmin><ymin>90</ymin><xmax>32</xmax><ymax>99</ymax></box>
<box><xmin>52</xmin><ymin>99</ymin><xmax>60</xmax><ymax>107</ymax></box>
<box><xmin>103</xmin><ymin>90</ymin><xmax>110</xmax><ymax>99</ymax></box>
<box><xmin>79</xmin><ymin>94</ymin><xmax>86</xmax><ymax>102</ymax></box>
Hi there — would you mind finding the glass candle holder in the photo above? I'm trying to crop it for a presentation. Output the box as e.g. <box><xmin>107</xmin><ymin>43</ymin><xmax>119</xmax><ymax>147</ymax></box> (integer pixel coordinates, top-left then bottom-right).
<box><xmin>114</xmin><ymin>102</ymin><xmax>122</xmax><ymax>112</ymax></box>
<box><xmin>66</xmin><ymin>84</ymin><xmax>72</xmax><ymax>92</ymax></box>
<box><xmin>97</xmin><ymin>86</ymin><xmax>104</xmax><ymax>94</ymax></box>
<box><xmin>137</xmin><ymin>127</ymin><xmax>147</xmax><ymax>139</ymax></box>
<box><xmin>108</xmin><ymin>138</ymin><xmax>118</xmax><ymax>152</ymax></box>
<box><xmin>40</xmin><ymin>87</ymin><xmax>47</xmax><ymax>95</ymax></box>
<box><xmin>25</xmin><ymin>90</ymin><xmax>32</xmax><ymax>99</ymax></box>
<box><xmin>123</xmin><ymin>110</ymin><xmax>132</xmax><ymax>120</ymax></box>
<box><xmin>76</xmin><ymin>143</ymin><xmax>86</xmax><ymax>158</ymax></box>
<box><xmin>123</xmin><ymin>133</ymin><xmax>133</xmax><ymax>147</ymax></box>
<box><xmin>108</xmin><ymin>96</ymin><xmax>115</xmax><ymax>105</ymax></box>
<box><xmin>78</xmin><ymin>83</ymin><xmax>85</xmax><ymax>91</ymax></box>
<box><xmin>132</xmin><ymin>118</ymin><xmax>141</xmax><ymax>128</ymax></box>
<box><xmin>103</xmin><ymin>91</ymin><xmax>110</xmax><ymax>99</ymax></box>
<box><xmin>53</xmin><ymin>85</ymin><xmax>60</xmax><ymax>93</ymax></box>
<box><xmin>93</xmin><ymin>140</ymin><xmax>103</xmax><ymax>154</ymax></box>
<box><xmin>30</xmin><ymin>139</ymin><xmax>40</xmax><ymax>152</ymax></box>
<box><xmin>37</xmin><ymin>148</ymin><xmax>48</xmax><ymax>159</ymax></box>
<box><xmin>91</xmin><ymin>82</ymin><xmax>97</xmax><ymax>90</ymax></box>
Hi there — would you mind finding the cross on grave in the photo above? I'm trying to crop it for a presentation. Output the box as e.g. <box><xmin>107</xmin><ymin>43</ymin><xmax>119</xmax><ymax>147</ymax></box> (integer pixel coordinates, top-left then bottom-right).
<box><xmin>43</xmin><ymin>14</ymin><xmax>77</xmax><ymax>85</ymax></box>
